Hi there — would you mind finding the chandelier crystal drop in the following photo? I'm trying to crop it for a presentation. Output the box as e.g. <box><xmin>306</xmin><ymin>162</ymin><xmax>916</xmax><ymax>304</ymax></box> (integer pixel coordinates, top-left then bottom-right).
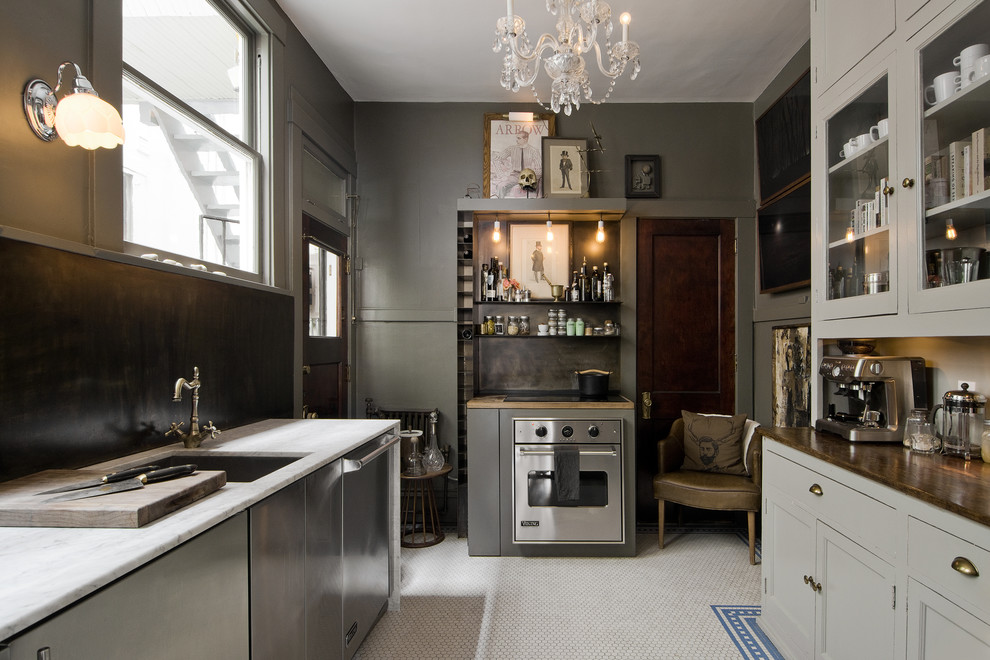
<box><xmin>494</xmin><ymin>0</ymin><xmax>641</xmax><ymax>116</ymax></box>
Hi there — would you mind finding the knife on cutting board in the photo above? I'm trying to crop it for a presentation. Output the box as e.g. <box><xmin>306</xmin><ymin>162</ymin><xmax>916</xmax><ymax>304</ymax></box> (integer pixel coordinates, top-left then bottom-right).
<box><xmin>43</xmin><ymin>465</ymin><xmax>198</xmax><ymax>503</ymax></box>
<box><xmin>37</xmin><ymin>464</ymin><xmax>163</xmax><ymax>495</ymax></box>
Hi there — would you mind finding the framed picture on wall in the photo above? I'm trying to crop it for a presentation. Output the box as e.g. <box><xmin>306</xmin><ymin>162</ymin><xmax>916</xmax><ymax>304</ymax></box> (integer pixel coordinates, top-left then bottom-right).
<box><xmin>624</xmin><ymin>154</ymin><xmax>661</xmax><ymax>198</ymax></box>
<box><xmin>771</xmin><ymin>324</ymin><xmax>811</xmax><ymax>428</ymax></box>
<box><xmin>542</xmin><ymin>137</ymin><xmax>589</xmax><ymax>198</ymax></box>
<box><xmin>484</xmin><ymin>112</ymin><xmax>556</xmax><ymax>199</ymax></box>
<box><xmin>509</xmin><ymin>223</ymin><xmax>570</xmax><ymax>299</ymax></box>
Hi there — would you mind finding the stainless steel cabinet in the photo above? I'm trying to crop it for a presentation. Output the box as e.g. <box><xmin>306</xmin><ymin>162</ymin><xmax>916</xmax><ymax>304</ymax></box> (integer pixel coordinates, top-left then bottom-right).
<box><xmin>6</xmin><ymin>515</ymin><xmax>249</xmax><ymax>660</ymax></box>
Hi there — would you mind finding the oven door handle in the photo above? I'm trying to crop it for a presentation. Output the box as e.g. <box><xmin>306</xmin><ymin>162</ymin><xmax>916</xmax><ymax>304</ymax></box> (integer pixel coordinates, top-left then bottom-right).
<box><xmin>517</xmin><ymin>448</ymin><xmax>617</xmax><ymax>456</ymax></box>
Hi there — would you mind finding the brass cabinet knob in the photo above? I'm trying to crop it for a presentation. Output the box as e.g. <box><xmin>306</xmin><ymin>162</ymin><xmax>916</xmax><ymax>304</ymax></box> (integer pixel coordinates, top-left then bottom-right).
<box><xmin>883</xmin><ymin>185</ymin><xmax>895</xmax><ymax>196</ymax></box>
<box><xmin>951</xmin><ymin>556</ymin><xmax>980</xmax><ymax>577</ymax></box>
<box><xmin>809</xmin><ymin>483</ymin><xmax>824</xmax><ymax>496</ymax></box>
<box><xmin>902</xmin><ymin>177</ymin><xmax>915</xmax><ymax>188</ymax></box>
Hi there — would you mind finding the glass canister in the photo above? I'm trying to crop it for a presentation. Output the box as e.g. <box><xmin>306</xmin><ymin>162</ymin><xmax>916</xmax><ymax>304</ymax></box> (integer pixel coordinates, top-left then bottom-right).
<box><xmin>903</xmin><ymin>408</ymin><xmax>929</xmax><ymax>448</ymax></box>
<box><xmin>402</xmin><ymin>430</ymin><xmax>425</xmax><ymax>476</ymax></box>
<box><xmin>494</xmin><ymin>315</ymin><xmax>506</xmax><ymax>335</ymax></box>
<box><xmin>575</xmin><ymin>318</ymin><xmax>585</xmax><ymax>336</ymax></box>
<box><xmin>518</xmin><ymin>315</ymin><xmax>530</xmax><ymax>335</ymax></box>
<box><xmin>507</xmin><ymin>316</ymin><xmax>520</xmax><ymax>336</ymax></box>
<box><xmin>982</xmin><ymin>420</ymin><xmax>990</xmax><ymax>463</ymax></box>
<box><xmin>422</xmin><ymin>411</ymin><xmax>445</xmax><ymax>472</ymax></box>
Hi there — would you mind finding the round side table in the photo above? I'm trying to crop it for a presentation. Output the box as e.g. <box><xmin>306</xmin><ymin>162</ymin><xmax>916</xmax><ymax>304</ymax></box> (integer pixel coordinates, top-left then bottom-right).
<box><xmin>400</xmin><ymin>464</ymin><xmax>451</xmax><ymax>548</ymax></box>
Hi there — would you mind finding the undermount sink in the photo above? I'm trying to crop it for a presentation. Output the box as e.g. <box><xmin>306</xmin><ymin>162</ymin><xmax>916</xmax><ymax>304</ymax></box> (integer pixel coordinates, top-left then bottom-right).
<box><xmin>124</xmin><ymin>451</ymin><xmax>307</xmax><ymax>482</ymax></box>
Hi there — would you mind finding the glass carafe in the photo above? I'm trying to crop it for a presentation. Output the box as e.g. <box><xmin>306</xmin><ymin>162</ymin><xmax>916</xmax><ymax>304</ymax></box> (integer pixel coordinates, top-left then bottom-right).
<box><xmin>422</xmin><ymin>411</ymin><xmax>446</xmax><ymax>472</ymax></box>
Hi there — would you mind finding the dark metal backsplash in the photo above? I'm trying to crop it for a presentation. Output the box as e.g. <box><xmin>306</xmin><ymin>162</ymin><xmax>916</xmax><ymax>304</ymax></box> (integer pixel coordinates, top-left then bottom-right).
<box><xmin>0</xmin><ymin>237</ymin><xmax>293</xmax><ymax>482</ymax></box>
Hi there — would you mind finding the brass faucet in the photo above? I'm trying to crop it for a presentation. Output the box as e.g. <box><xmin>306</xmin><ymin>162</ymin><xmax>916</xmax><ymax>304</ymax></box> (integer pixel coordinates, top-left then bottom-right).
<box><xmin>167</xmin><ymin>366</ymin><xmax>220</xmax><ymax>448</ymax></box>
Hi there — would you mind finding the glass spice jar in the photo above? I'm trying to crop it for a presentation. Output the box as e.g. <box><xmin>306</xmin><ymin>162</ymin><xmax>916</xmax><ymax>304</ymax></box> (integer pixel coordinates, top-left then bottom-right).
<box><xmin>518</xmin><ymin>315</ymin><xmax>530</xmax><ymax>335</ymax></box>
<box><xmin>507</xmin><ymin>316</ymin><xmax>520</xmax><ymax>336</ymax></box>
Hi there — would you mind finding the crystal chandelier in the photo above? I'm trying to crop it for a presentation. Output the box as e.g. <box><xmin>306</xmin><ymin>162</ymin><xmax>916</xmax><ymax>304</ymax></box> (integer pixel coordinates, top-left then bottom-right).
<box><xmin>494</xmin><ymin>0</ymin><xmax>641</xmax><ymax>115</ymax></box>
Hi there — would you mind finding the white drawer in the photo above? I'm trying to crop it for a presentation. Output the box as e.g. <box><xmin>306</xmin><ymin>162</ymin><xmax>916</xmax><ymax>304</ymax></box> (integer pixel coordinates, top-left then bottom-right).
<box><xmin>764</xmin><ymin>450</ymin><xmax>897</xmax><ymax>559</ymax></box>
<box><xmin>909</xmin><ymin>516</ymin><xmax>990</xmax><ymax>618</ymax></box>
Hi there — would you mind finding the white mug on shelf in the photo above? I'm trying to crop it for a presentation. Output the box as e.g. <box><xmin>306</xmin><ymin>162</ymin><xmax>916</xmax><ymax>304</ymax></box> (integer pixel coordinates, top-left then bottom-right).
<box><xmin>870</xmin><ymin>118</ymin><xmax>889</xmax><ymax>141</ymax></box>
<box><xmin>925</xmin><ymin>71</ymin><xmax>962</xmax><ymax>105</ymax></box>
<box><xmin>855</xmin><ymin>132</ymin><xmax>875</xmax><ymax>147</ymax></box>
<box><xmin>840</xmin><ymin>138</ymin><xmax>859</xmax><ymax>159</ymax></box>
<box><xmin>971</xmin><ymin>54</ymin><xmax>990</xmax><ymax>83</ymax></box>
<box><xmin>955</xmin><ymin>43</ymin><xmax>990</xmax><ymax>87</ymax></box>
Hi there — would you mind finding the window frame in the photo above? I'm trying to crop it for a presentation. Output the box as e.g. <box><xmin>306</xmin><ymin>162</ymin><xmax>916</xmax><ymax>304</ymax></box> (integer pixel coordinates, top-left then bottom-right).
<box><xmin>120</xmin><ymin>0</ymin><xmax>272</xmax><ymax>285</ymax></box>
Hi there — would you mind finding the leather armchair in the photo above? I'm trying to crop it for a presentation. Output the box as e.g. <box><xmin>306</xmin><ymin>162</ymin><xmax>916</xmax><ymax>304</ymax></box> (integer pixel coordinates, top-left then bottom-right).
<box><xmin>653</xmin><ymin>418</ymin><xmax>763</xmax><ymax>564</ymax></box>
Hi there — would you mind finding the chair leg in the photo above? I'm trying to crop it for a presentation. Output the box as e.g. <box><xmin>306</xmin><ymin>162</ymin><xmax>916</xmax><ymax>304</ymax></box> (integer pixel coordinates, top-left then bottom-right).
<box><xmin>658</xmin><ymin>500</ymin><xmax>665</xmax><ymax>549</ymax></box>
<box><xmin>747</xmin><ymin>510</ymin><xmax>756</xmax><ymax>565</ymax></box>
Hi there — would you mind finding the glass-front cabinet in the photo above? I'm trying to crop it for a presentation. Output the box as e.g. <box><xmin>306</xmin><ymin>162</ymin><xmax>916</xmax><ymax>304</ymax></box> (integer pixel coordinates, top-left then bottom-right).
<box><xmin>817</xmin><ymin>63</ymin><xmax>898</xmax><ymax>320</ymax></box>
<box><xmin>906</xmin><ymin>0</ymin><xmax>990</xmax><ymax>314</ymax></box>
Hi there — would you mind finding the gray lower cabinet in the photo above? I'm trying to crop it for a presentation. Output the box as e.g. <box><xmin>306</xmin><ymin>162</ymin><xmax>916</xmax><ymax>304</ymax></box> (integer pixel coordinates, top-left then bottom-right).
<box><xmin>5</xmin><ymin>514</ymin><xmax>250</xmax><ymax>660</ymax></box>
<box><xmin>251</xmin><ymin>460</ymin><xmax>343</xmax><ymax>660</ymax></box>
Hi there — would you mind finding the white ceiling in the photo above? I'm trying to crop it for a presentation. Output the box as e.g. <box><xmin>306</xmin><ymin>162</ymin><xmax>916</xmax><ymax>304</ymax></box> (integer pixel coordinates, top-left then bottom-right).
<box><xmin>275</xmin><ymin>0</ymin><xmax>810</xmax><ymax>104</ymax></box>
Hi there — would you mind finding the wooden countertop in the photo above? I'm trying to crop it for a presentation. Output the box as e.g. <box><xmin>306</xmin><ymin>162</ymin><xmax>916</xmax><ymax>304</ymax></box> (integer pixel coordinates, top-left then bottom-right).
<box><xmin>467</xmin><ymin>394</ymin><xmax>635</xmax><ymax>409</ymax></box>
<box><xmin>760</xmin><ymin>426</ymin><xmax>990</xmax><ymax>528</ymax></box>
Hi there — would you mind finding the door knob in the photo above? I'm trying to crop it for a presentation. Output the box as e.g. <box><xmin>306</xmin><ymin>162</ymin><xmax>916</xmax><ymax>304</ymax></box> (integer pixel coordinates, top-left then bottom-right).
<box><xmin>641</xmin><ymin>392</ymin><xmax>653</xmax><ymax>420</ymax></box>
<box><xmin>902</xmin><ymin>177</ymin><xmax>915</xmax><ymax>188</ymax></box>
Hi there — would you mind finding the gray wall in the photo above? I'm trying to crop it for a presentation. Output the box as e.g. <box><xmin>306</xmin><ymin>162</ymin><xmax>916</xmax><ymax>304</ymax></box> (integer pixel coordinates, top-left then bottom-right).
<box><xmin>352</xmin><ymin>101</ymin><xmax>757</xmax><ymax>479</ymax></box>
<box><xmin>751</xmin><ymin>41</ymin><xmax>812</xmax><ymax>426</ymax></box>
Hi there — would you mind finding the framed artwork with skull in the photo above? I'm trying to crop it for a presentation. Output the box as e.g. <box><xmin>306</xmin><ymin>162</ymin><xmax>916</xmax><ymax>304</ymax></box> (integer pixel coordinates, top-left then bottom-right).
<box><xmin>542</xmin><ymin>137</ymin><xmax>589</xmax><ymax>198</ymax></box>
<box><xmin>483</xmin><ymin>112</ymin><xmax>556</xmax><ymax>199</ymax></box>
<box><xmin>624</xmin><ymin>154</ymin><xmax>661</xmax><ymax>198</ymax></box>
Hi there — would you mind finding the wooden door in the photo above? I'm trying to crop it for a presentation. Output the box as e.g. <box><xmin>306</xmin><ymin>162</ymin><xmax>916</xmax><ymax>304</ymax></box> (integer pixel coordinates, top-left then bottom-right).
<box><xmin>303</xmin><ymin>216</ymin><xmax>349</xmax><ymax>419</ymax></box>
<box><xmin>635</xmin><ymin>218</ymin><xmax>736</xmax><ymax>522</ymax></box>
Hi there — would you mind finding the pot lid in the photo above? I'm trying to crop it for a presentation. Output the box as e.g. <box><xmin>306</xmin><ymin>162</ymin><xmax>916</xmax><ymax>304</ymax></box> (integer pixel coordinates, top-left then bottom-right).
<box><xmin>943</xmin><ymin>382</ymin><xmax>987</xmax><ymax>409</ymax></box>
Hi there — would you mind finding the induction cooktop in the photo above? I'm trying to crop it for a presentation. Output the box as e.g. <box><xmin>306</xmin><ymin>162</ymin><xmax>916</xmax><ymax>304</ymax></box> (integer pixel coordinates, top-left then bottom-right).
<box><xmin>501</xmin><ymin>393</ymin><xmax>626</xmax><ymax>403</ymax></box>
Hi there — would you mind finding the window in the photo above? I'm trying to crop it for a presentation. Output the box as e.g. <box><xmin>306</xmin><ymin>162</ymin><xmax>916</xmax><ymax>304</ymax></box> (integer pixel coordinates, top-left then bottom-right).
<box><xmin>122</xmin><ymin>0</ymin><xmax>266</xmax><ymax>279</ymax></box>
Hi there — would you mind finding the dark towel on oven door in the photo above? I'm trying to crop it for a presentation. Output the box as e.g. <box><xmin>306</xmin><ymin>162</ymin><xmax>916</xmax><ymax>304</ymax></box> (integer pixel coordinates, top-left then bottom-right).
<box><xmin>554</xmin><ymin>444</ymin><xmax>580</xmax><ymax>502</ymax></box>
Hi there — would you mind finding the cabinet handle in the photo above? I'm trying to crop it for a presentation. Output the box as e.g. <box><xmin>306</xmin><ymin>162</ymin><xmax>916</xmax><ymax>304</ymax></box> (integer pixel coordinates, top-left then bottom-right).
<box><xmin>882</xmin><ymin>184</ymin><xmax>895</xmax><ymax>196</ymax></box>
<box><xmin>809</xmin><ymin>483</ymin><xmax>823</xmax><ymax>496</ymax></box>
<box><xmin>901</xmin><ymin>177</ymin><xmax>915</xmax><ymax>188</ymax></box>
<box><xmin>641</xmin><ymin>391</ymin><xmax>652</xmax><ymax>420</ymax></box>
<box><xmin>951</xmin><ymin>556</ymin><xmax>980</xmax><ymax>577</ymax></box>
<box><xmin>803</xmin><ymin>575</ymin><xmax>822</xmax><ymax>592</ymax></box>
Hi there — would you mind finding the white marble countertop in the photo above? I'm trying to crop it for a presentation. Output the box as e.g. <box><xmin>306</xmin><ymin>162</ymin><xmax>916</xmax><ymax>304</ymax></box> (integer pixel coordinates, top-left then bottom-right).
<box><xmin>0</xmin><ymin>418</ymin><xmax>399</xmax><ymax>643</ymax></box>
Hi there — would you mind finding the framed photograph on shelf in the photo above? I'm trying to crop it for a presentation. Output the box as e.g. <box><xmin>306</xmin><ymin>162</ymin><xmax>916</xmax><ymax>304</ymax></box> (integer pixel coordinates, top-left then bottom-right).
<box><xmin>483</xmin><ymin>112</ymin><xmax>556</xmax><ymax>199</ymax></box>
<box><xmin>542</xmin><ymin>137</ymin><xmax>588</xmax><ymax>198</ymax></box>
<box><xmin>771</xmin><ymin>323</ymin><xmax>811</xmax><ymax>428</ymax></box>
<box><xmin>509</xmin><ymin>223</ymin><xmax>570</xmax><ymax>299</ymax></box>
<box><xmin>624</xmin><ymin>154</ymin><xmax>661</xmax><ymax>198</ymax></box>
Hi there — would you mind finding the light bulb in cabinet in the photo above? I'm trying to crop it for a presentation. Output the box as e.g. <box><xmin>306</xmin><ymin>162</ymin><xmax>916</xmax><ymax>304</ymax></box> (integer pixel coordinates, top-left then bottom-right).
<box><xmin>946</xmin><ymin>218</ymin><xmax>957</xmax><ymax>240</ymax></box>
<box><xmin>596</xmin><ymin>219</ymin><xmax>605</xmax><ymax>243</ymax></box>
<box><xmin>493</xmin><ymin>219</ymin><xmax>501</xmax><ymax>242</ymax></box>
<box><xmin>845</xmin><ymin>222</ymin><xmax>855</xmax><ymax>242</ymax></box>
<box><xmin>546</xmin><ymin>220</ymin><xmax>554</xmax><ymax>241</ymax></box>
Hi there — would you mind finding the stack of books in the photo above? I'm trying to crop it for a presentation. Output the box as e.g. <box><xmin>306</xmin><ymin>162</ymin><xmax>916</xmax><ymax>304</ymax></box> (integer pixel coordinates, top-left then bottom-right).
<box><xmin>937</xmin><ymin>128</ymin><xmax>990</xmax><ymax>206</ymax></box>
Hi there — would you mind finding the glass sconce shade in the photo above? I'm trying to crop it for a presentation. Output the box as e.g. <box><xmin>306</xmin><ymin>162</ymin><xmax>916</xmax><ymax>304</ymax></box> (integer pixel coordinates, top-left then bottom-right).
<box><xmin>23</xmin><ymin>62</ymin><xmax>124</xmax><ymax>150</ymax></box>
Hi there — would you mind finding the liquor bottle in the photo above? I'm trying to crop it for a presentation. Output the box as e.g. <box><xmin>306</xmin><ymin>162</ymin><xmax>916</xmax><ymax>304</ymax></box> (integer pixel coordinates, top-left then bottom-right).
<box><xmin>602</xmin><ymin>262</ymin><xmax>615</xmax><ymax>302</ymax></box>
<box><xmin>591</xmin><ymin>265</ymin><xmax>603</xmax><ymax>301</ymax></box>
<box><xmin>579</xmin><ymin>256</ymin><xmax>589</xmax><ymax>301</ymax></box>
<box><xmin>480</xmin><ymin>263</ymin><xmax>489</xmax><ymax>301</ymax></box>
<box><xmin>487</xmin><ymin>258</ymin><xmax>497</xmax><ymax>301</ymax></box>
<box><xmin>570</xmin><ymin>271</ymin><xmax>580</xmax><ymax>301</ymax></box>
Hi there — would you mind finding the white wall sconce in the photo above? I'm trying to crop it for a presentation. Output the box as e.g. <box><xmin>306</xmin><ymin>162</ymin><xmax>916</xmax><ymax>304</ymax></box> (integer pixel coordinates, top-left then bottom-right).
<box><xmin>23</xmin><ymin>61</ymin><xmax>125</xmax><ymax>150</ymax></box>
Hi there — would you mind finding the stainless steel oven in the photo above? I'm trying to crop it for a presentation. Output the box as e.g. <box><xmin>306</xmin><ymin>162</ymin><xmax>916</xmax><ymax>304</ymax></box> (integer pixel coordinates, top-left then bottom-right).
<box><xmin>512</xmin><ymin>418</ymin><xmax>623</xmax><ymax>544</ymax></box>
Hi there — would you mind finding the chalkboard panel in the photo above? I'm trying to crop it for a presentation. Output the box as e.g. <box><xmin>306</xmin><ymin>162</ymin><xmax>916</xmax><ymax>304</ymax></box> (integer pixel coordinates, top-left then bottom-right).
<box><xmin>757</xmin><ymin>70</ymin><xmax>811</xmax><ymax>205</ymax></box>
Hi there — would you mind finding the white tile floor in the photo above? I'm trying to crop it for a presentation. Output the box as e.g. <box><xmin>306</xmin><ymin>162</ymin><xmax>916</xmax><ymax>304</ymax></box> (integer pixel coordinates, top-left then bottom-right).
<box><xmin>356</xmin><ymin>529</ymin><xmax>763</xmax><ymax>659</ymax></box>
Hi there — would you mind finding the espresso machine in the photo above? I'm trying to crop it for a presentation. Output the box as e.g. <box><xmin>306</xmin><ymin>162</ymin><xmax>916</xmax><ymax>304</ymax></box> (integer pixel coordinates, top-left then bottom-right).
<box><xmin>815</xmin><ymin>355</ymin><xmax>929</xmax><ymax>442</ymax></box>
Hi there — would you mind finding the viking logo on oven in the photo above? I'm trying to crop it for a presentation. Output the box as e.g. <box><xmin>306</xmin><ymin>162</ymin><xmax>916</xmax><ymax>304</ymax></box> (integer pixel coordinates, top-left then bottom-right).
<box><xmin>521</xmin><ymin>520</ymin><xmax>540</xmax><ymax>527</ymax></box>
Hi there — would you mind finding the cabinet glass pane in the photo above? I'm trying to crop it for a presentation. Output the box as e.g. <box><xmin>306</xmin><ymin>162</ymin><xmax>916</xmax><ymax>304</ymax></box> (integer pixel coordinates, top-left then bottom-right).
<box><xmin>825</xmin><ymin>76</ymin><xmax>891</xmax><ymax>300</ymax></box>
<box><xmin>919</xmin><ymin>0</ymin><xmax>990</xmax><ymax>290</ymax></box>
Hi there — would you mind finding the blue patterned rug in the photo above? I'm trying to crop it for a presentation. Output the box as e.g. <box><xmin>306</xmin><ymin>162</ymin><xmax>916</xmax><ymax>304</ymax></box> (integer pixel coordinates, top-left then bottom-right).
<box><xmin>712</xmin><ymin>605</ymin><xmax>784</xmax><ymax>660</ymax></box>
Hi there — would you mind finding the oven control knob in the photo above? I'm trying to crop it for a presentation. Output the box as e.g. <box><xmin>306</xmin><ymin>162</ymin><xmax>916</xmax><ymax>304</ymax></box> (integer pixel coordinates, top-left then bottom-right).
<box><xmin>869</xmin><ymin>361</ymin><xmax>883</xmax><ymax>375</ymax></box>
<box><xmin>561</xmin><ymin>426</ymin><xmax>574</xmax><ymax>438</ymax></box>
<box><xmin>588</xmin><ymin>425</ymin><xmax>600</xmax><ymax>438</ymax></box>
<box><xmin>535</xmin><ymin>425</ymin><xmax>548</xmax><ymax>438</ymax></box>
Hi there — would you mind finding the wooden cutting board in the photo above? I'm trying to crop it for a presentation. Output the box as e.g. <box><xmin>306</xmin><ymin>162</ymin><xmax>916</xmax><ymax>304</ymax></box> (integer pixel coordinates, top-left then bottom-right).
<box><xmin>0</xmin><ymin>469</ymin><xmax>227</xmax><ymax>528</ymax></box>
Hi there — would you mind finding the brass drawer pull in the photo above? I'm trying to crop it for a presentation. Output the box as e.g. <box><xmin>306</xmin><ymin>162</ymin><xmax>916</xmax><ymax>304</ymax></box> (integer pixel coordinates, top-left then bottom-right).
<box><xmin>809</xmin><ymin>483</ymin><xmax>823</xmax><ymax>496</ymax></box>
<box><xmin>951</xmin><ymin>556</ymin><xmax>980</xmax><ymax>577</ymax></box>
<box><xmin>803</xmin><ymin>574</ymin><xmax>822</xmax><ymax>592</ymax></box>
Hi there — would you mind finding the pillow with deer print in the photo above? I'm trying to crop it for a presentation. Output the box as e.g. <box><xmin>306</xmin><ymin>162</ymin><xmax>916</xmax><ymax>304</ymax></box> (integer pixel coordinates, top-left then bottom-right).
<box><xmin>680</xmin><ymin>411</ymin><xmax>749</xmax><ymax>475</ymax></box>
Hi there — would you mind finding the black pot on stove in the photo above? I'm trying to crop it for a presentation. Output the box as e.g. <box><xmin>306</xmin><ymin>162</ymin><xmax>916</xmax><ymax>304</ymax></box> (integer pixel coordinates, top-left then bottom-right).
<box><xmin>575</xmin><ymin>369</ymin><xmax>611</xmax><ymax>398</ymax></box>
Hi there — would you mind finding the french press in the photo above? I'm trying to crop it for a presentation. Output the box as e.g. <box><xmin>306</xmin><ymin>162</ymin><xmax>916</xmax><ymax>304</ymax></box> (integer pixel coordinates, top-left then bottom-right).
<box><xmin>930</xmin><ymin>383</ymin><xmax>987</xmax><ymax>460</ymax></box>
